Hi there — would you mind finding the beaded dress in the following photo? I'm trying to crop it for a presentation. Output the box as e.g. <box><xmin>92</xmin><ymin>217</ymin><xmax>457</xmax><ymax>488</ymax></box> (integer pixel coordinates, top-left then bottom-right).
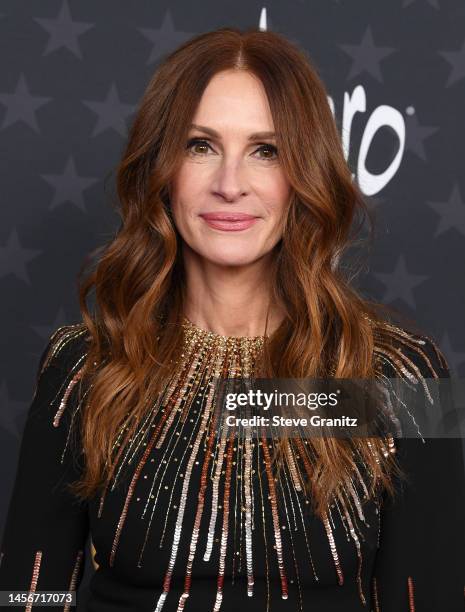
<box><xmin>0</xmin><ymin>318</ymin><xmax>464</xmax><ymax>611</ymax></box>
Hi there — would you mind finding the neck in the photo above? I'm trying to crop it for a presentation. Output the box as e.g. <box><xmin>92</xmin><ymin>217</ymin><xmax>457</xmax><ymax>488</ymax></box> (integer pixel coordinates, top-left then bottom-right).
<box><xmin>181</xmin><ymin>249</ymin><xmax>285</xmax><ymax>338</ymax></box>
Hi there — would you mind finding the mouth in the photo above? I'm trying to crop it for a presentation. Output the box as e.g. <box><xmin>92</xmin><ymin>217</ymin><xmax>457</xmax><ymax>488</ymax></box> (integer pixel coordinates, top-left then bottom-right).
<box><xmin>199</xmin><ymin>212</ymin><xmax>260</xmax><ymax>232</ymax></box>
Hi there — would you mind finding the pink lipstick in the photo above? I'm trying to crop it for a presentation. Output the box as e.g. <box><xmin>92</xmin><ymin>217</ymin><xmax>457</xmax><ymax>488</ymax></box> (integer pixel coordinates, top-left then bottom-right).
<box><xmin>199</xmin><ymin>212</ymin><xmax>259</xmax><ymax>231</ymax></box>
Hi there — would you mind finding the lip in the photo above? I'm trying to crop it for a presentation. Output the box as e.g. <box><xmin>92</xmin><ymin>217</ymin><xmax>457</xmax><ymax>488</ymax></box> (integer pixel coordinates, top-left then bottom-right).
<box><xmin>199</xmin><ymin>212</ymin><xmax>259</xmax><ymax>232</ymax></box>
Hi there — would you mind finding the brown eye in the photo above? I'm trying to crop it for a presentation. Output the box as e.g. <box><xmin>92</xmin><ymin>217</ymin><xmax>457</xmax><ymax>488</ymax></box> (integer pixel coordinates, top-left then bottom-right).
<box><xmin>256</xmin><ymin>144</ymin><xmax>278</xmax><ymax>161</ymax></box>
<box><xmin>186</xmin><ymin>138</ymin><xmax>211</xmax><ymax>155</ymax></box>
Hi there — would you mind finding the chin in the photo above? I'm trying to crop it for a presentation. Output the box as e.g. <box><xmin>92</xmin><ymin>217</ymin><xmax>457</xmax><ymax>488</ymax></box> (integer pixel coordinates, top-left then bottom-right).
<box><xmin>201</xmin><ymin>250</ymin><xmax>262</xmax><ymax>267</ymax></box>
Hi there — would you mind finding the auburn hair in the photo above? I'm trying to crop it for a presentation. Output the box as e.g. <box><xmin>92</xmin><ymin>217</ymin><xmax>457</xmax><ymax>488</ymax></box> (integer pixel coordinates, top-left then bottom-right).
<box><xmin>71</xmin><ymin>26</ymin><xmax>407</xmax><ymax>518</ymax></box>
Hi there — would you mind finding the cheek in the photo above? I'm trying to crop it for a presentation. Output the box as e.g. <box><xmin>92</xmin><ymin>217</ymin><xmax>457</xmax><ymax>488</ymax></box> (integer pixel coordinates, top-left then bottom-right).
<box><xmin>261</xmin><ymin>176</ymin><xmax>291</xmax><ymax>224</ymax></box>
<box><xmin>169</xmin><ymin>166</ymin><xmax>202</xmax><ymax>220</ymax></box>
<box><xmin>275</xmin><ymin>173</ymin><xmax>292</xmax><ymax>206</ymax></box>
<box><xmin>173</xmin><ymin>160</ymin><xmax>210</xmax><ymax>192</ymax></box>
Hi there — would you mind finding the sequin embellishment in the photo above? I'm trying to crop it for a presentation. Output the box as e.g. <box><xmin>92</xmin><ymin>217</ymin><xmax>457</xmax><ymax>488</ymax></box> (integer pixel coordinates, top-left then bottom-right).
<box><xmin>39</xmin><ymin>318</ymin><xmax>449</xmax><ymax>611</ymax></box>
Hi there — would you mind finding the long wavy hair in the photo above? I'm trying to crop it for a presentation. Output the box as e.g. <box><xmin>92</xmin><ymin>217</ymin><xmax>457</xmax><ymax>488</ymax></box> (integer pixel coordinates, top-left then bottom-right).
<box><xmin>71</xmin><ymin>27</ymin><xmax>406</xmax><ymax>519</ymax></box>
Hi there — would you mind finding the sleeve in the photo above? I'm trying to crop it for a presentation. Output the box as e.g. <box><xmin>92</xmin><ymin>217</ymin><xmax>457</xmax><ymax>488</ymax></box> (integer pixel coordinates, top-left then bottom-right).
<box><xmin>371</xmin><ymin>335</ymin><xmax>465</xmax><ymax>610</ymax></box>
<box><xmin>0</xmin><ymin>326</ymin><xmax>90</xmax><ymax>609</ymax></box>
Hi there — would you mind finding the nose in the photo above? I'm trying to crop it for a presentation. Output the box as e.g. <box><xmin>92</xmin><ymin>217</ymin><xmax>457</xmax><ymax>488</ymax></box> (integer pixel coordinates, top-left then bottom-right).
<box><xmin>211</xmin><ymin>158</ymin><xmax>248</xmax><ymax>203</ymax></box>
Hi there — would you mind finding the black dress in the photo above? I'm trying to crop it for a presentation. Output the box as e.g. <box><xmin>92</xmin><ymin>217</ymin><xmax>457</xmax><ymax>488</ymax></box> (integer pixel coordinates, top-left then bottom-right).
<box><xmin>0</xmin><ymin>321</ymin><xmax>464</xmax><ymax>611</ymax></box>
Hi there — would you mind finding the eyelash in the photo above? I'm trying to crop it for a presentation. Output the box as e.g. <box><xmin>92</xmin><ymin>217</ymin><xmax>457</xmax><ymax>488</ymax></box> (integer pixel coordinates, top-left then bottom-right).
<box><xmin>186</xmin><ymin>138</ymin><xmax>278</xmax><ymax>162</ymax></box>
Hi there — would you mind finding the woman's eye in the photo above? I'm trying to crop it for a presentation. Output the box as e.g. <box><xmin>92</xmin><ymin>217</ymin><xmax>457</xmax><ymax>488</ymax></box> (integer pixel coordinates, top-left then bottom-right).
<box><xmin>186</xmin><ymin>138</ymin><xmax>211</xmax><ymax>155</ymax></box>
<box><xmin>255</xmin><ymin>144</ymin><xmax>278</xmax><ymax>161</ymax></box>
<box><xmin>185</xmin><ymin>139</ymin><xmax>278</xmax><ymax>161</ymax></box>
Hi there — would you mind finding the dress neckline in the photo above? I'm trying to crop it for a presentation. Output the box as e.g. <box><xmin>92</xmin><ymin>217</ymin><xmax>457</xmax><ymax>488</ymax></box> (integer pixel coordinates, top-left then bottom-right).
<box><xmin>181</xmin><ymin>315</ymin><xmax>267</xmax><ymax>343</ymax></box>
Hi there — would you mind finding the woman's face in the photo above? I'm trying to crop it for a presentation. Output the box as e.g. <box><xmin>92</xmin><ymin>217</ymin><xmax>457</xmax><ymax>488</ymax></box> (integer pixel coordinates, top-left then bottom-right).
<box><xmin>169</xmin><ymin>69</ymin><xmax>291</xmax><ymax>267</ymax></box>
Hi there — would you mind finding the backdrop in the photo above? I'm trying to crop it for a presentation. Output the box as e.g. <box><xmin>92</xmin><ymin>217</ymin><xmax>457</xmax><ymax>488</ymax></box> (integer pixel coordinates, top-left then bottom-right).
<box><xmin>1</xmin><ymin>1</ymin><xmax>464</xmax><ymax>606</ymax></box>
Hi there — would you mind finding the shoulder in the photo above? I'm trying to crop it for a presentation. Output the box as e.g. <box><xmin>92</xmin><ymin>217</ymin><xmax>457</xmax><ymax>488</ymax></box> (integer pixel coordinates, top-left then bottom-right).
<box><xmin>32</xmin><ymin>323</ymin><xmax>91</xmax><ymax>406</ymax></box>
<box><xmin>371</xmin><ymin>319</ymin><xmax>450</xmax><ymax>380</ymax></box>
<box><xmin>37</xmin><ymin>323</ymin><xmax>91</xmax><ymax>378</ymax></box>
<box><xmin>15</xmin><ymin>325</ymin><xmax>93</xmax><ymax>497</ymax></box>
<box><xmin>371</xmin><ymin>319</ymin><xmax>459</xmax><ymax>444</ymax></box>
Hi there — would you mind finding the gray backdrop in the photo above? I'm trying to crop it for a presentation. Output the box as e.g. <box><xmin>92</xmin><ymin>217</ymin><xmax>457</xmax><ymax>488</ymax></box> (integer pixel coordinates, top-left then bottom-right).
<box><xmin>1</xmin><ymin>1</ymin><xmax>464</xmax><ymax>604</ymax></box>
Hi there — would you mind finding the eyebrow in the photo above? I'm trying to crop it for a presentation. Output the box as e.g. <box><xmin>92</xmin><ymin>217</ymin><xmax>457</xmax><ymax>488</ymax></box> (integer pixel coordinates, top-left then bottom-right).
<box><xmin>189</xmin><ymin>123</ymin><xmax>276</xmax><ymax>141</ymax></box>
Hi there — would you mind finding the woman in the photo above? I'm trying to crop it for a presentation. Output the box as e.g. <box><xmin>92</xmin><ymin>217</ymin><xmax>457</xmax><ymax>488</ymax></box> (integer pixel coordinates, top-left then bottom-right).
<box><xmin>0</xmin><ymin>27</ymin><xmax>463</xmax><ymax>612</ymax></box>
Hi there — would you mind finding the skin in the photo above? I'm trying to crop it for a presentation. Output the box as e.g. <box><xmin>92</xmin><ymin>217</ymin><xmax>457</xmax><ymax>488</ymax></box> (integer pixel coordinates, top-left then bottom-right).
<box><xmin>169</xmin><ymin>69</ymin><xmax>291</xmax><ymax>338</ymax></box>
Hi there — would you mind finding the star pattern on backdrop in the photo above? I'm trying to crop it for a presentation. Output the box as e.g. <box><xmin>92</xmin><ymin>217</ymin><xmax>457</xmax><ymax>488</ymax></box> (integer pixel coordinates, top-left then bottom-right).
<box><xmin>339</xmin><ymin>26</ymin><xmax>396</xmax><ymax>82</ymax></box>
<box><xmin>82</xmin><ymin>83</ymin><xmax>136</xmax><ymax>138</ymax></box>
<box><xmin>138</xmin><ymin>9</ymin><xmax>196</xmax><ymax>65</ymax></box>
<box><xmin>439</xmin><ymin>40</ymin><xmax>465</xmax><ymax>87</ymax></box>
<box><xmin>40</xmin><ymin>156</ymin><xmax>99</xmax><ymax>212</ymax></box>
<box><xmin>427</xmin><ymin>184</ymin><xmax>465</xmax><ymax>238</ymax></box>
<box><xmin>0</xmin><ymin>230</ymin><xmax>42</xmax><ymax>285</ymax></box>
<box><xmin>373</xmin><ymin>255</ymin><xmax>429</xmax><ymax>309</ymax></box>
<box><xmin>34</xmin><ymin>0</ymin><xmax>95</xmax><ymax>59</ymax></box>
<box><xmin>404</xmin><ymin>112</ymin><xmax>438</xmax><ymax>161</ymax></box>
<box><xmin>0</xmin><ymin>74</ymin><xmax>52</xmax><ymax>133</ymax></box>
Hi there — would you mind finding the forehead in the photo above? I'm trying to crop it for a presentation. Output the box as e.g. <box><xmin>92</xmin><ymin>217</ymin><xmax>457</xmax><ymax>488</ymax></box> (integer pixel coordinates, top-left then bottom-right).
<box><xmin>192</xmin><ymin>70</ymin><xmax>275</xmax><ymax>133</ymax></box>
